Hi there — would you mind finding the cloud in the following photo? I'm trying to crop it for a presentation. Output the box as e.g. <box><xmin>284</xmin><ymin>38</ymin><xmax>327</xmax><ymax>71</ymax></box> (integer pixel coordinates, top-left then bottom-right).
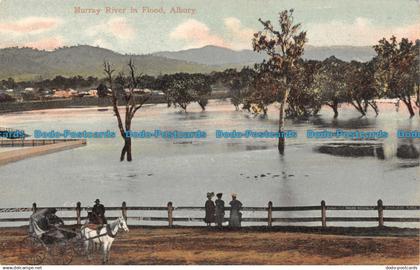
<box><xmin>169</xmin><ymin>19</ymin><xmax>227</xmax><ymax>48</ymax></box>
<box><xmin>223</xmin><ymin>17</ymin><xmax>254</xmax><ymax>50</ymax></box>
<box><xmin>87</xmin><ymin>17</ymin><xmax>136</xmax><ymax>40</ymax></box>
<box><xmin>169</xmin><ymin>18</ymin><xmax>256</xmax><ymax>50</ymax></box>
<box><xmin>0</xmin><ymin>17</ymin><xmax>61</xmax><ymax>35</ymax></box>
<box><xmin>24</xmin><ymin>36</ymin><xmax>65</xmax><ymax>50</ymax></box>
<box><xmin>307</xmin><ymin>17</ymin><xmax>420</xmax><ymax>46</ymax></box>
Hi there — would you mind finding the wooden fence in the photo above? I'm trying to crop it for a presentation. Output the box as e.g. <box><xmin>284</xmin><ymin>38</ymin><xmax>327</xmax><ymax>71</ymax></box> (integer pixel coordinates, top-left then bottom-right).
<box><xmin>0</xmin><ymin>200</ymin><xmax>419</xmax><ymax>227</ymax></box>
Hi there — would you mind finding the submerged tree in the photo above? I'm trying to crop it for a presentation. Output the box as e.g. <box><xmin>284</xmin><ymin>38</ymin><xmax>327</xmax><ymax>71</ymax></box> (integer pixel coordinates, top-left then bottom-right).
<box><xmin>104</xmin><ymin>60</ymin><xmax>150</xmax><ymax>162</ymax></box>
<box><xmin>252</xmin><ymin>9</ymin><xmax>307</xmax><ymax>155</ymax></box>
<box><xmin>344</xmin><ymin>61</ymin><xmax>379</xmax><ymax>116</ymax></box>
<box><xmin>415</xmin><ymin>40</ymin><xmax>420</xmax><ymax>114</ymax></box>
<box><xmin>312</xmin><ymin>56</ymin><xmax>347</xmax><ymax>118</ymax></box>
<box><xmin>286</xmin><ymin>60</ymin><xmax>322</xmax><ymax>118</ymax></box>
<box><xmin>374</xmin><ymin>36</ymin><xmax>417</xmax><ymax>117</ymax></box>
<box><xmin>221</xmin><ymin>67</ymin><xmax>256</xmax><ymax>111</ymax></box>
<box><xmin>160</xmin><ymin>73</ymin><xmax>211</xmax><ymax>112</ymax></box>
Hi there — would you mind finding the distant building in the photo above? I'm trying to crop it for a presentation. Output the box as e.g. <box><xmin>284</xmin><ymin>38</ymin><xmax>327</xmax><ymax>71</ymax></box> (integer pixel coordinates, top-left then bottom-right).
<box><xmin>24</xmin><ymin>87</ymin><xmax>34</xmax><ymax>92</ymax></box>
<box><xmin>152</xmin><ymin>90</ymin><xmax>165</xmax><ymax>96</ymax></box>
<box><xmin>52</xmin><ymin>88</ymin><xmax>78</xmax><ymax>98</ymax></box>
<box><xmin>88</xmin><ymin>89</ymin><xmax>98</xmax><ymax>96</ymax></box>
<box><xmin>124</xmin><ymin>88</ymin><xmax>152</xmax><ymax>94</ymax></box>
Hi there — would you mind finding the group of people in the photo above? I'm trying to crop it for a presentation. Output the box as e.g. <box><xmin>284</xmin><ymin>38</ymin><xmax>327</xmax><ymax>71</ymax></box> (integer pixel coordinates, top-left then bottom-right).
<box><xmin>204</xmin><ymin>192</ymin><xmax>243</xmax><ymax>228</ymax></box>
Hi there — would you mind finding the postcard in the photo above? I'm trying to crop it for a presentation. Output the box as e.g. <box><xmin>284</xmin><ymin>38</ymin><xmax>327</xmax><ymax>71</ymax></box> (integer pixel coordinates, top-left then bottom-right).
<box><xmin>0</xmin><ymin>0</ymin><xmax>419</xmax><ymax>267</ymax></box>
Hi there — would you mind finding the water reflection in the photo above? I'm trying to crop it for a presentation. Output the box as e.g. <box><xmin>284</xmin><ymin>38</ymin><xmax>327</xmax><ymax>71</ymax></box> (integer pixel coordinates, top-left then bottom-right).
<box><xmin>316</xmin><ymin>142</ymin><xmax>385</xmax><ymax>159</ymax></box>
<box><xmin>396</xmin><ymin>143</ymin><xmax>420</xmax><ymax>159</ymax></box>
<box><xmin>311</xmin><ymin>116</ymin><xmax>376</xmax><ymax>129</ymax></box>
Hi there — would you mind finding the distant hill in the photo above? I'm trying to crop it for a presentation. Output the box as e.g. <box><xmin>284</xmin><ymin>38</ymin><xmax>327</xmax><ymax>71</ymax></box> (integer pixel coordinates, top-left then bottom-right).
<box><xmin>0</xmin><ymin>44</ymin><xmax>376</xmax><ymax>81</ymax></box>
<box><xmin>154</xmin><ymin>45</ymin><xmax>376</xmax><ymax>65</ymax></box>
<box><xmin>0</xmin><ymin>45</ymin><xmax>223</xmax><ymax>81</ymax></box>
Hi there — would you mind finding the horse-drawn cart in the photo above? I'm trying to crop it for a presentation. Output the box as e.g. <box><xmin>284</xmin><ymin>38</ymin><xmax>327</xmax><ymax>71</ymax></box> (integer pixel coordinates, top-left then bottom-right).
<box><xmin>19</xmin><ymin>208</ymin><xmax>129</xmax><ymax>265</ymax></box>
<box><xmin>19</xmin><ymin>208</ymin><xmax>85</xmax><ymax>265</ymax></box>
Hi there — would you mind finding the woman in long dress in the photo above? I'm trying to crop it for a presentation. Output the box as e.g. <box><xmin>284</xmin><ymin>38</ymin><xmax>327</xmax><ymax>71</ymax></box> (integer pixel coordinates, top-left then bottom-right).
<box><xmin>204</xmin><ymin>192</ymin><xmax>215</xmax><ymax>226</ymax></box>
<box><xmin>215</xmin><ymin>193</ymin><xmax>225</xmax><ymax>228</ymax></box>
<box><xmin>229</xmin><ymin>193</ymin><xmax>242</xmax><ymax>228</ymax></box>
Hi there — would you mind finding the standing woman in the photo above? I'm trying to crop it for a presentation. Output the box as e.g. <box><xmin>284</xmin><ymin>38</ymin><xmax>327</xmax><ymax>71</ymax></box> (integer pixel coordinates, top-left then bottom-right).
<box><xmin>204</xmin><ymin>192</ymin><xmax>215</xmax><ymax>226</ymax></box>
<box><xmin>229</xmin><ymin>193</ymin><xmax>242</xmax><ymax>228</ymax></box>
<box><xmin>215</xmin><ymin>193</ymin><xmax>225</xmax><ymax>228</ymax></box>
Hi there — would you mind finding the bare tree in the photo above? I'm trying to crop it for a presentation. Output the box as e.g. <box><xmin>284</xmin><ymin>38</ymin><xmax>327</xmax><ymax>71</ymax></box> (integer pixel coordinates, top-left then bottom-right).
<box><xmin>103</xmin><ymin>59</ymin><xmax>150</xmax><ymax>161</ymax></box>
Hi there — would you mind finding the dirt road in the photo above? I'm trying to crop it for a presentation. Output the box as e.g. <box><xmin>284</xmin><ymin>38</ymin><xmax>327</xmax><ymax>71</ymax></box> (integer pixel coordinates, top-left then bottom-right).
<box><xmin>0</xmin><ymin>226</ymin><xmax>418</xmax><ymax>265</ymax></box>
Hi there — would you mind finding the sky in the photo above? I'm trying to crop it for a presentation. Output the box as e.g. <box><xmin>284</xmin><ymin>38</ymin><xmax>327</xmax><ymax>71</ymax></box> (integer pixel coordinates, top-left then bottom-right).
<box><xmin>0</xmin><ymin>0</ymin><xmax>419</xmax><ymax>54</ymax></box>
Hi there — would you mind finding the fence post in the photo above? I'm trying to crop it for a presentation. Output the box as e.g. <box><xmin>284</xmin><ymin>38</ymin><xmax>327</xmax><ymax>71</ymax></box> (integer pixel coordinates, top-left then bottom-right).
<box><xmin>268</xmin><ymin>201</ymin><xmax>273</xmax><ymax>227</ymax></box>
<box><xmin>32</xmin><ymin>202</ymin><xmax>37</xmax><ymax>214</ymax></box>
<box><xmin>122</xmin><ymin>201</ymin><xmax>127</xmax><ymax>222</ymax></box>
<box><xmin>167</xmin><ymin>202</ymin><xmax>173</xmax><ymax>227</ymax></box>
<box><xmin>321</xmin><ymin>200</ymin><xmax>326</xmax><ymax>228</ymax></box>
<box><xmin>76</xmin><ymin>202</ymin><xmax>81</xmax><ymax>225</ymax></box>
<box><xmin>377</xmin><ymin>199</ymin><xmax>384</xmax><ymax>227</ymax></box>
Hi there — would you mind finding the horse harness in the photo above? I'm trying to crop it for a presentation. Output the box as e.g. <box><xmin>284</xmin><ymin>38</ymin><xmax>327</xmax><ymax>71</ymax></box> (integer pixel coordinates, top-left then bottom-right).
<box><xmin>82</xmin><ymin>224</ymin><xmax>118</xmax><ymax>241</ymax></box>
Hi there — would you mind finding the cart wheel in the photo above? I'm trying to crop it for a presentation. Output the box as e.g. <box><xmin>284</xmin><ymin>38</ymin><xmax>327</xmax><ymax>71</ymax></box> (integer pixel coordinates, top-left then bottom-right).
<box><xmin>19</xmin><ymin>236</ymin><xmax>47</xmax><ymax>265</ymax></box>
<box><xmin>72</xmin><ymin>239</ymin><xmax>87</xmax><ymax>256</ymax></box>
<box><xmin>50</xmin><ymin>242</ymin><xmax>74</xmax><ymax>265</ymax></box>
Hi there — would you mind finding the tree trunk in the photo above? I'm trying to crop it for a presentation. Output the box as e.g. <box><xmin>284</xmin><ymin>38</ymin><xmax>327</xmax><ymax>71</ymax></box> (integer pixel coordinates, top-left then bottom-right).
<box><xmin>351</xmin><ymin>100</ymin><xmax>366</xmax><ymax>116</ymax></box>
<box><xmin>327</xmin><ymin>100</ymin><xmax>339</xmax><ymax>118</ymax></box>
<box><xmin>278</xmin><ymin>91</ymin><xmax>289</xmax><ymax>155</ymax></box>
<box><xmin>402</xmin><ymin>97</ymin><xmax>415</xmax><ymax>118</ymax></box>
<box><xmin>416</xmin><ymin>85</ymin><xmax>420</xmax><ymax>116</ymax></box>
<box><xmin>120</xmin><ymin>137</ymin><xmax>132</xmax><ymax>162</ymax></box>
<box><xmin>332</xmin><ymin>104</ymin><xmax>338</xmax><ymax>118</ymax></box>
<box><xmin>368</xmin><ymin>101</ymin><xmax>379</xmax><ymax>116</ymax></box>
<box><xmin>198</xmin><ymin>102</ymin><xmax>206</xmax><ymax>111</ymax></box>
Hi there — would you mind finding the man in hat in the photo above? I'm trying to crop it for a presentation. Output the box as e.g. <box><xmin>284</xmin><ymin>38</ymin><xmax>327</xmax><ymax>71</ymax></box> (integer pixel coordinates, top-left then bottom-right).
<box><xmin>229</xmin><ymin>193</ymin><xmax>242</xmax><ymax>228</ymax></box>
<box><xmin>215</xmin><ymin>193</ymin><xmax>225</xmax><ymax>228</ymax></box>
<box><xmin>92</xmin><ymin>199</ymin><xmax>107</xmax><ymax>224</ymax></box>
<box><xmin>204</xmin><ymin>192</ymin><xmax>215</xmax><ymax>226</ymax></box>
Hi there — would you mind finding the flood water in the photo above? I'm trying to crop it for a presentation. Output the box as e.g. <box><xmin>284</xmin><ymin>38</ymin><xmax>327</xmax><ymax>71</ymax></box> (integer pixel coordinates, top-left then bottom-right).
<box><xmin>0</xmin><ymin>100</ymin><xmax>419</xmax><ymax>227</ymax></box>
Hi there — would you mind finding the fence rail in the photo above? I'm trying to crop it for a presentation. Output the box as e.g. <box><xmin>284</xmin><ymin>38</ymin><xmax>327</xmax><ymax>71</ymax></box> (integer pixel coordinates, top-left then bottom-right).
<box><xmin>0</xmin><ymin>139</ymin><xmax>86</xmax><ymax>147</ymax></box>
<box><xmin>0</xmin><ymin>199</ymin><xmax>419</xmax><ymax>227</ymax></box>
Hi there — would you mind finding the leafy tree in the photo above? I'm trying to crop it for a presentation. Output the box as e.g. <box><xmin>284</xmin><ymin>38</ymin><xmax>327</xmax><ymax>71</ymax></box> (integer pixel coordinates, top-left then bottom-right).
<box><xmin>97</xmin><ymin>83</ymin><xmax>109</xmax><ymax>97</ymax></box>
<box><xmin>286</xmin><ymin>60</ymin><xmax>322</xmax><ymax>118</ymax></box>
<box><xmin>344</xmin><ymin>61</ymin><xmax>379</xmax><ymax>116</ymax></box>
<box><xmin>160</xmin><ymin>73</ymin><xmax>211</xmax><ymax>112</ymax></box>
<box><xmin>245</xmin><ymin>66</ymin><xmax>277</xmax><ymax>116</ymax></box>
<box><xmin>252</xmin><ymin>9</ymin><xmax>307</xmax><ymax>154</ymax></box>
<box><xmin>312</xmin><ymin>56</ymin><xmax>347</xmax><ymax>118</ymax></box>
<box><xmin>373</xmin><ymin>36</ymin><xmax>417</xmax><ymax>117</ymax></box>
<box><xmin>161</xmin><ymin>73</ymin><xmax>195</xmax><ymax>112</ymax></box>
<box><xmin>189</xmin><ymin>74</ymin><xmax>212</xmax><ymax>111</ymax></box>
<box><xmin>221</xmin><ymin>67</ymin><xmax>256</xmax><ymax>111</ymax></box>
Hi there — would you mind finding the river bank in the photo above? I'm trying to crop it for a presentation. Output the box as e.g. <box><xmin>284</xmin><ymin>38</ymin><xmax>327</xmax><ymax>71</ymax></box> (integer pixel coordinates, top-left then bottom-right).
<box><xmin>0</xmin><ymin>226</ymin><xmax>418</xmax><ymax>265</ymax></box>
<box><xmin>0</xmin><ymin>140</ymin><xmax>86</xmax><ymax>166</ymax></box>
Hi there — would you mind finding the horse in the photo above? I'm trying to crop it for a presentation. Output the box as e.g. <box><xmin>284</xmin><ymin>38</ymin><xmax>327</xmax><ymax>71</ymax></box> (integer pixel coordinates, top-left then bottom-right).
<box><xmin>81</xmin><ymin>216</ymin><xmax>129</xmax><ymax>264</ymax></box>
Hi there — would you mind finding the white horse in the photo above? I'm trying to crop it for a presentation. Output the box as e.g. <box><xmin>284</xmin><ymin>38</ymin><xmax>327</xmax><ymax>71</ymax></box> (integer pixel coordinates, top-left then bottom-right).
<box><xmin>81</xmin><ymin>216</ymin><xmax>129</xmax><ymax>264</ymax></box>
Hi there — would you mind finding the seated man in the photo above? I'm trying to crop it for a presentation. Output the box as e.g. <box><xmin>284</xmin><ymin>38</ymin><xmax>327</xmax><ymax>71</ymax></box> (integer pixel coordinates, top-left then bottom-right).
<box><xmin>44</xmin><ymin>208</ymin><xmax>65</xmax><ymax>242</ymax></box>
<box><xmin>92</xmin><ymin>199</ymin><xmax>107</xmax><ymax>224</ymax></box>
<box><xmin>29</xmin><ymin>208</ymin><xmax>65</xmax><ymax>243</ymax></box>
